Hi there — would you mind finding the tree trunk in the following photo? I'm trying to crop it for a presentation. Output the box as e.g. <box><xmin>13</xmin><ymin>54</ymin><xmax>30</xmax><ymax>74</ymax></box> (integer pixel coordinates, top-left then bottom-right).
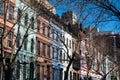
<box><xmin>2</xmin><ymin>65</ymin><xmax>14</xmax><ymax>80</ymax></box>
<box><xmin>64</xmin><ymin>53</ymin><xmax>75</xmax><ymax>80</ymax></box>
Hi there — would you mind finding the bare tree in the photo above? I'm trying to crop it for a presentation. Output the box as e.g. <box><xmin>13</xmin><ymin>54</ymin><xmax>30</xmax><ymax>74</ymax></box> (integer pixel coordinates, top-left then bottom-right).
<box><xmin>0</xmin><ymin>0</ymin><xmax>39</xmax><ymax>80</ymax></box>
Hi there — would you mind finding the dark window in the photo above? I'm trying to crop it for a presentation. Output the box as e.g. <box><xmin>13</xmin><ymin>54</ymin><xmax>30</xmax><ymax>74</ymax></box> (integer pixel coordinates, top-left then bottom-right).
<box><xmin>47</xmin><ymin>66</ymin><xmax>50</xmax><ymax>80</ymax></box>
<box><xmin>16</xmin><ymin>60</ymin><xmax>20</xmax><ymax>79</ymax></box>
<box><xmin>37</xmin><ymin>20</ymin><xmax>40</xmax><ymax>32</ymax></box>
<box><xmin>42</xmin><ymin>43</ymin><xmax>45</xmax><ymax>56</ymax></box>
<box><xmin>52</xmin><ymin>68</ymin><xmax>55</xmax><ymax>80</ymax></box>
<box><xmin>42</xmin><ymin>23</ymin><xmax>45</xmax><ymax>35</ymax></box>
<box><xmin>63</xmin><ymin>53</ymin><xmax>65</xmax><ymax>62</ymax></box>
<box><xmin>70</xmin><ymin>71</ymin><xmax>72</xmax><ymax>80</ymax></box>
<box><xmin>52</xmin><ymin>47</ymin><xmax>55</xmax><ymax>59</ymax></box>
<box><xmin>37</xmin><ymin>41</ymin><xmax>40</xmax><ymax>55</ymax></box>
<box><xmin>24</xmin><ymin>38</ymin><xmax>27</xmax><ymax>50</ymax></box>
<box><xmin>47</xmin><ymin>45</ymin><xmax>50</xmax><ymax>58</ymax></box>
<box><xmin>56</xmin><ymin>69</ymin><xmax>58</xmax><ymax>80</ymax></box>
<box><xmin>31</xmin><ymin>17</ymin><xmax>34</xmax><ymax>29</ymax></box>
<box><xmin>42</xmin><ymin>65</ymin><xmax>44</xmax><ymax>80</ymax></box>
<box><xmin>37</xmin><ymin>65</ymin><xmax>40</xmax><ymax>80</ymax></box>
<box><xmin>23</xmin><ymin>63</ymin><xmax>26</xmax><ymax>80</ymax></box>
<box><xmin>72</xmin><ymin>42</ymin><xmax>75</xmax><ymax>50</ymax></box>
<box><xmin>29</xmin><ymin>62</ymin><xmax>34</xmax><ymax>79</ymax></box>
<box><xmin>56</xmin><ymin>48</ymin><xmax>58</xmax><ymax>60</ymax></box>
<box><xmin>17</xmin><ymin>8</ymin><xmax>22</xmax><ymax>21</ymax></box>
<box><xmin>60</xmin><ymin>50</ymin><xmax>62</xmax><ymax>62</ymax></box>
<box><xmin>24</xmin><ymin>13</ymin><xmax>28</xmax><ymax>26</ymax></box>
<box><xmin>47</xmin><ymin>27</ymin><xmax>50</xmax><ymax>37</ymax></box>
<box><xmin>59</xmin><ymin>69</ymin><xmax>63</xmax><ymax>80</ymax></box>
<box><xmin>56</xmin><ymin>31</ymin><xmax>58</xmax><ymax>41</ymax></box>
<box><xmin>31</xmin><ymin>39</ymin><xmax>34</xmax><ymax>52</ymax></box>
<box><xmin>16</xmin><ymin>33</ymin><xmax>20</xmax><ymax>48</ymax></box>
<box><xmin>8</xmin><ymin>32</ymin><xmax>12</xmax><ymax>47</ymax></box>
<box><xmin>0</xmin><ymin>1</ymin><xmax>4</xmax><ymax>16</ymax></box>
<box><xmin>69</xmin><ymin>40</ymin><xmax>71</xmax><ymax>48</ymax></box>
<box><xmin>9</xmin><ymin>6</ymin><xmax>14</xmax><ymax>20</ymax></box>
<box><xmin>52</xmin><ymin>29</ymin><xmax>55</xmax><ymax>39</ymax></box>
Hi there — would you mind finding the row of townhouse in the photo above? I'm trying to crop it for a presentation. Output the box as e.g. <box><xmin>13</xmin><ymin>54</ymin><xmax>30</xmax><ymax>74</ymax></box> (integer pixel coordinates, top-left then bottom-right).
<box><xmin>0</xmin><ymin>0</ymin><xmax>81</xmax><ymax>80</ymax></box>
<box><xmin>83</xmin><ymin>27</ymin><xmax>120</xmax><ymax>80</ymax></box>
<box><xmin>2</xmin><ymin>0</ymin><xmax>119</xmax><ymax>80</ymax></box>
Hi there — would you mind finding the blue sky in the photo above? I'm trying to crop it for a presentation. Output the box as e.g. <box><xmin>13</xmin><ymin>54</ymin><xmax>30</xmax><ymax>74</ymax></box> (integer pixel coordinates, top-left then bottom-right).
<box><xmin>49</xmin><ymin>0</ymin><xmax>120</xmax><ymax>34</ymax></box>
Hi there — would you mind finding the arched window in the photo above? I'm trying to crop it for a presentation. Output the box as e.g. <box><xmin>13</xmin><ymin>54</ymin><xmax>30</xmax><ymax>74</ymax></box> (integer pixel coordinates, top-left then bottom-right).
<box><xmin>59</xmin><ymin>50</ymin><xmax>62</xmax><ymax>62</ymax></box>
<box><xmin>31</xmin><ymin>17</ymin><xmax>34</xmax><ymax>29</ymax></box>
<box><xmin>31</xmin><ymin>39</ymin><xmax>34</xmax><ymax>52</ymax></box>
<box><xmin>24</xmin><ymin>38</ymin><xmax>27</xmax><ymax>50</ymax></box>
<box><xmin>0</xmin><ymin>1</ymin><xmax>4</xmax><ymax>16</ymax></box>
<box><xmin>16</xmin><ymin>60</ymin><xmax>20</xmax><ymax>79</ymax></box>
<box><xmin>41</xmin><ymin>23</ymin><xmax>45</xmax><ymax>35</ymax></box>
<box><xmin>17</xmin><ymin>8</ymin><xmax>22</xmax><ymax>22</ymax></box>
<box><xmin>16</xmin><ymin>33</ymin><xmax>21</xmax><ymax>48</ymax></box>
<box><xmin>24</xmin><ymin>13</ymin><xmax>28</xmax><ymax>26</ymax></box>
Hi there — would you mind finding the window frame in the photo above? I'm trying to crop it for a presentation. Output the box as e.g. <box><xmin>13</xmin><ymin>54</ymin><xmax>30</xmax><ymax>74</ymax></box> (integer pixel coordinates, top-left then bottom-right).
<box><xmin>41</xmin><ymin>23</ymin><xmax>45</xmax><ymax>35</ymax></box>
<box><xmin>24</xmin><ymin>13</ymin><xmax>28</xmax><ymax>26</ymax></box>
<box><xmin>8</xmin><ymin>31</ymin><xmax>13</xmax><ymax>48</ymax></box>
<box><xmin>24</xmin><ymin>38</ymin><xmax>27</xmax><ymax>50</ymax></box>
<box><xmin>0</xmin><ymin>1</ymin><xmax>4</xmax><ymax>16</ymax></box>
<box><xmin>9</xmin><ymin>5</ymin><xmax>14</xmax><ymax>20</ymax></box>
<box><xmin>31</xmin><ymin>39</ymin><xmax>34</xmax><ymax>52</ymax></box>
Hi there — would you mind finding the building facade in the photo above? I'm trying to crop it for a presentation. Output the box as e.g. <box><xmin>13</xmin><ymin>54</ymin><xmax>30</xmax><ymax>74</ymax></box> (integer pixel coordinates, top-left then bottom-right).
<box><xmin>50</xmin><ymin>18</ymin><xmax>64</xmax><ymax>80</ymax></box>
<box><xmin>36</xmin><ymin>11</ymin><xmax>52</xmax><ymax>80</ymax></box>
<box><xmin>0</xmin><ymin>0</ymin><xmax>16</xmax><ymax>79</ymax></box>
<box><xmin>14</xmin><ymin>0</ymin><xmax>36</xmax><ymax>80</ymax></box>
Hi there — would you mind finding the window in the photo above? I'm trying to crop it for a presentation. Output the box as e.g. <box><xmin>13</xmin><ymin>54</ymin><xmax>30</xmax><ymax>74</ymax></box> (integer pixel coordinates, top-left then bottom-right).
<box><xmin>31</xmin><ymin>17</ymin><xmax>34</xmax><ymax>29</ymax></box>
<box><xmin>37</xmin><ymin>41</ymin><xmax>40</xmax><ymax>55</ymax></box>
<box><xmin>63</xmin><ymin>52</ymin><xmax>65</xmax><ymax>62</ymax></box>
<box><xmin>24</xmin><ymin>13</ymin><xmax>28</xmax><ymax>26</ymax></box>
<box><xmin>52</xmin><ymin>47</ymin><xmax>55</xmax><ymax>59</ymax></box>
<box><xmin>56</xmin><ymin>69</ymin><xmax>58</xmax><ymax>80</ymax></box>
<box><xmin>66</xmin><ymin>38</ymin><xmax>68</xmax><ymax>46</ymax></box>
<box><xmin>47</xmin><ymin>27</ymin><xmax>50</xmax><ymax>37</ymax></box>
<box><xmin>59</xmin><ymin>69</ymin><xmax>63</xmax><ymax>80</ymax></box>
<box><xmin>42</xmin><ymin>65</ymin><xmax>44</xmax><ymax>80</ymax></box>
<box><xmin>24</xmin><ymin>38</ymin><xmax>27</xmax><ymax>50</ymax></box>
<box><xmin>0</xmin><ymin>1</ymin><xmax>4</xmax><ymax>16</ymax></box>
<box><xmin>70</xmin><ymin>71</ymin><xmax>72</xmax><ymax>80</ymax></box>
<box><xmin>56</xmin><ymin>48</ymin><xmax>58</xmax><ymax>60</ymax></box>
<box><xmin>42</xmin><ymin>43</ymin><xmax>45</xmax><ymax>56</ymax></box>
<box><xmin>16</xmin><ymin>33</ymin><xmax>20</xmax><ymax>48</ymax></box>
<box><xmin>41</xmin><ymin>23</ymin><xmax>45</xmax><ymax>35</ymax></box>
<box><xmin>72</xmin><ymin>42</ymin><xmax>74</xmax><ymax>50</ymax></box>
<box><xmin>47</xmin><ymin>45</ymin><xmax>50</xmax><ymax>58</ymax></box>
<box><xmin>60</xmin><ymin>50</ymin><xmax>62</xmax><ymax>62</ymax></box>
<box><xmin>23</xmin><ymin>62</ymin><xmax>26</xmax><ymax>80</ymax></box>
<box><xmin>8</xmin><ymin>32</ymin><xmax>12</xmax><ymax>47</ymax></box>
<box><xmin>69</xmin><ymin>40</ymin><xmax>71</xmax><ymax>48</ymax></box>
<box><xmin>16</xmin><ymin>60</ymin><xmax>20</xmax><ymax>79</ymax></box>
<box><xmin>31</xmin><ymin>39</ymin><xmax>34</xmax><ymax>52</ymax></box>
<box><xmin>63</xmin><ymin>36</ymin><xmax>65</xmax><ymax>42</ymax></box>
<box><xmin>17</xmin><ymin>8</ymin><xmax>22</xmax><ymax>21</ymax></box>
<box><xmin>56</xmin><ymin>31</ymin><xmax>58</xmax><ymax>41</ymax></box>
<box><xmin>52</xmin><ymin>68</ymin><xmax>55</xmax><ymax>80</ymax></box>
<box><xmin>37</xmin><ymin>20</ymin><xmax>40</xmax><ymax>32</ymax></box>
<box><xmin>9</xmin><ymin>6</ymin><xmax>14</xmax><ymax>20</ymax></box>
<box><xmin>47</xmin><ymin>66</ymin><xmax>50</xmax><ymax>80</ymax></box>
<box><xmin>37</xmin><ymin>65</ymin><xmax>40</xmax><ymax>80</ymax></box>
<box><xmin>52</xmin><ymin>29</ymin><xmax>55</xmax><ymax>39</ymax></box>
